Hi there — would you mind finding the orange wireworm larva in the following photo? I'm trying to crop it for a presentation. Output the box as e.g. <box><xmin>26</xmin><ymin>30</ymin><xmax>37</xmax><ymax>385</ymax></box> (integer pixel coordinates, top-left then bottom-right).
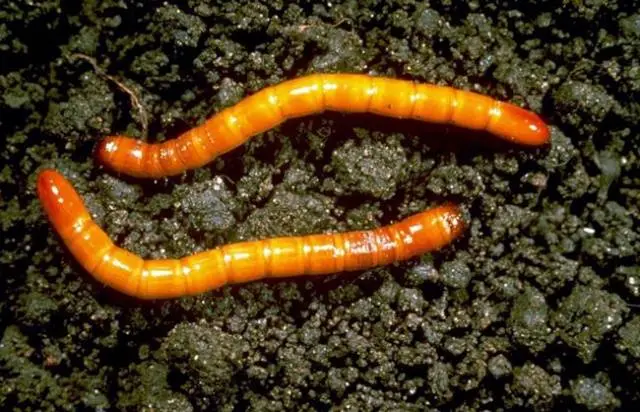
<box><xmin>37</xmin><ymin>169</ymin><xmax>466</xmax><ymax>299</ymax></box>
<box><xmin>39</xmin><ymin>73</ymin><xmax>551</xmax><ymax>299</ymax></box>
<box><xmin>96</xmin><ymin>73</ymin><xmax>550</xmax><ymax>178</ymax></box>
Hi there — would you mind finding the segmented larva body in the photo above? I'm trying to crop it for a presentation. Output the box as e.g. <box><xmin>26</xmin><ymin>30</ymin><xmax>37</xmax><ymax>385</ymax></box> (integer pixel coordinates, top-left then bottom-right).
<box><xmin>37</xmin><ymin>169</ymin><xmax>466</xmax><ymax>299</ymax></box>
<box><xmin>96</xmin><ymin>73</ymin><xmax>550</xmax><ymax>178</ymax></box>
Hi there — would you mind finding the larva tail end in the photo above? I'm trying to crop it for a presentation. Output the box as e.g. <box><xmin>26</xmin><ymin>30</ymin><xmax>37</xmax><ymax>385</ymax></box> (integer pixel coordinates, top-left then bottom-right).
<box><xmin>36</xmin><ymin>169</ymin><xmax>87</xmax><ymax>231</ymax></box>
<box><xmin>493</xmin><ymin>104</ymin><xmax>551</xmax><ymax>146</ymax></box>
<box><xmin>37</xmin><ymin>169</ymin><xmax>65</xmax><ymax>212</ymax></box>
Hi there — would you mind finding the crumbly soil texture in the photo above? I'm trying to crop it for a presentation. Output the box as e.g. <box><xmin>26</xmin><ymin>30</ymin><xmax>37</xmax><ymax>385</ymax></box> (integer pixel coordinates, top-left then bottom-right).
<box><xmin>1</xmin><ymin>0</ymin><xmax>639</xmax><ymax>410</ymax></box>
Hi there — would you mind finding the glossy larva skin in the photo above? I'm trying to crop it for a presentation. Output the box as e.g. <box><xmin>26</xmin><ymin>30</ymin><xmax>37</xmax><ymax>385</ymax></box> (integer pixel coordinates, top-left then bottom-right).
<box><xmin>96</xmin><ymin>73</ymin><xmax>550</xmax><ymax>178</ymax></box>
<box><xmin>37</xmin><ymin>169</ymin><xmax>466</xmax><ymax>299</ymax></box>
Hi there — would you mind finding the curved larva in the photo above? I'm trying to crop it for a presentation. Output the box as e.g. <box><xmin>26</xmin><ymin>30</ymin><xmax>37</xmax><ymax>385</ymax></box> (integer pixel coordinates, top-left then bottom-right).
<box><xmin>96</xmin><ymin>73</ymin><xmax>550</xmax><ymax>178</ymax></box>
<box><xmin>36</xmin><ymin>169</ymin><xmax>466</xmax><ymax>299</ymax></box>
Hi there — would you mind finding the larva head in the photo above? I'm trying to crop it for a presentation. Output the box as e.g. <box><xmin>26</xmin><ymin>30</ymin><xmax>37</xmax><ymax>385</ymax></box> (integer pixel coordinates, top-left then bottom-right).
<box><xmin>489</xmin><ymin>103</ymin><xmax>550</xmax><ymax>146</ymax></box>
<box><xmin>440</xmin><ymin>203</ymin><xmax>466</xmax><ymax>236</ymax></box>
<box><xmin>431</xmin><ymin>203</ymin><xmax>467</xmax><ymax>248</ymax></box>
<box><xmin>397</xmin><ymin>203</ymin><xmax>467</xmax><ymax>257</ymax></box>
<box><xmin>94</xmin><ymin>136</ymin><xmax>145</xmax><ymax>176</ymax></box>
<box><xmin>37</xmin><ymin>169</ymin><xmax>90</xmax><ymax>236</ymax></box>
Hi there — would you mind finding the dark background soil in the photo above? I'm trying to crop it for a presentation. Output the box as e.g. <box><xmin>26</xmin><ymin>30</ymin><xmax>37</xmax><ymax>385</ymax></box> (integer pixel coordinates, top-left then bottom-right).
<box><xmin>1</xmin><ymin>0</ymin><xmax>639</xmax><ymax>410</ymax></box>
